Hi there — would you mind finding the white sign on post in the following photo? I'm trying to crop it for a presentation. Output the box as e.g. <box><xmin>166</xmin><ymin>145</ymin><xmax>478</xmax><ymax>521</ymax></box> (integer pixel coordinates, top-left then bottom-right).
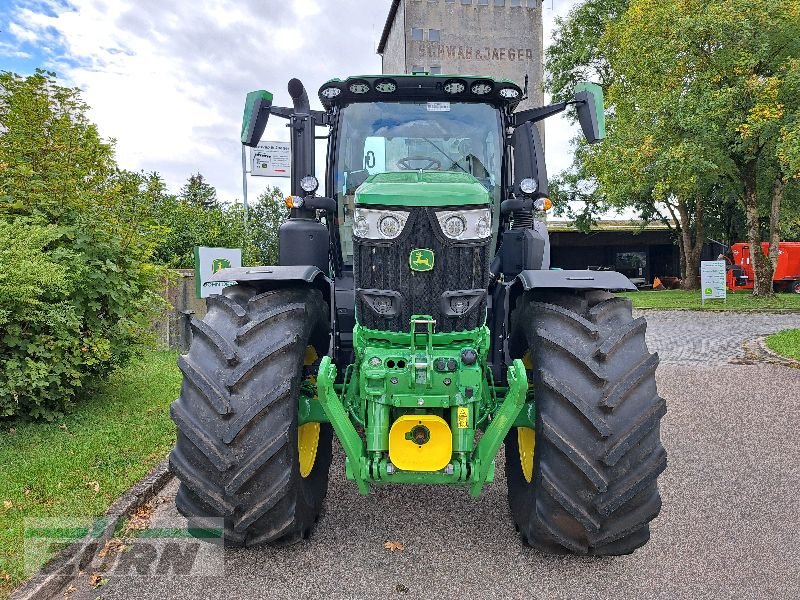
<box><xmin>250</xmin><ymin>141</ymin><xmax>290</xmax><ymax>177</ymax></box>
<box><xmin>195</xmin><ymin>246</ymin><xmax>242</xmax><ymax>299</ymax></box>
<box><xmin>700</xmin><ymin>260</ymin><xmax>727</xmax><ymax>305</ymax></box>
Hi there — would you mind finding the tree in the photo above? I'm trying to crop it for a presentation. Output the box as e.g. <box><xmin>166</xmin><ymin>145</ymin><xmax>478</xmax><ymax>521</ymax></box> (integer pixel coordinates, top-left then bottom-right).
<box><xmin>545</xmin><ymin>0</ymin><xmax>800</xmax><ymax>292</ymax></box>
<box><xmin>0</xmin><ymin>71</ymin><xmax>164</xmax><ymax>418</ymax></box>
<box><xmin>545</xmin><ymin>0</ymin><xmax>629</xmax><ymax>103</ymax></box>
<box><xmin>179</xmin><ymin>172</ymin><xmax>218</xmax><ymax>210</ymax></box>
<box><xmin>246</xmin><ymin>186</ymin><xmax>288</xmax><ymax>266</ymax></box>
<box><xmin>601</xmin><ymin>0</ymin><xmax>800</xmax><ymax>295</ymax></box>
<box><xmin>0</xmin><ymin>69</ymin><xmax>115</xmax><ymax>222</ymax></box>
<box><xmin>150</xmin><ymin>184</ymin><xmax>287</xmax><ymax>269</ymax></box>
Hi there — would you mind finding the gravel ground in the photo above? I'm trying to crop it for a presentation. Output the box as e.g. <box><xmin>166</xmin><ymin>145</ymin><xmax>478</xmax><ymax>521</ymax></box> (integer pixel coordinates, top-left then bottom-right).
<box><xmin>62</xmin><ymin>313</ymin><xmax>800</xmax><ymax>600</ymax></box>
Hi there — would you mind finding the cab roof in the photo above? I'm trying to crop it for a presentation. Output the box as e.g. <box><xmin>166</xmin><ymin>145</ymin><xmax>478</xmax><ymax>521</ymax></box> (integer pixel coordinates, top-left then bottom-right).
<box><xmin>318</xmin><ymin>74</ymin><xmax>523</xmax><ymax>111</ymax></box>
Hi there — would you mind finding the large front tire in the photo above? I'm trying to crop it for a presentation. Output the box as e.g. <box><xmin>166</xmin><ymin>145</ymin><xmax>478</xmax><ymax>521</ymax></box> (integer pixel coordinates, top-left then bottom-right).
<box><xmin>169</xmin><ymin>284</ymin><xmax>332</xmax><ymax>547</ymax></box>
<box><xmin>506</xmin><ymin>290</ymin><xmax>666</xmax><ymax>555</ymax></box>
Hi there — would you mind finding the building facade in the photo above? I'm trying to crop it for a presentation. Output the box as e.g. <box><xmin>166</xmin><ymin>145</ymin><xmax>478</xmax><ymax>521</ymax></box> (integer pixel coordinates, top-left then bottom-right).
<box><xmin>378</xmin><ymin>0</ymin><xmax>544</xmax><ymax>110</ymax></box>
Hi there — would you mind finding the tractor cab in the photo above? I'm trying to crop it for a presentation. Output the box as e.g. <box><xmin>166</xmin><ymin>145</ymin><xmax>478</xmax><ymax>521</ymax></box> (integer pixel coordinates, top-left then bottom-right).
<box><xmin>319</xmin><ymin>75</ymin><xmax>522</xmax><ymax>269</ymax></box>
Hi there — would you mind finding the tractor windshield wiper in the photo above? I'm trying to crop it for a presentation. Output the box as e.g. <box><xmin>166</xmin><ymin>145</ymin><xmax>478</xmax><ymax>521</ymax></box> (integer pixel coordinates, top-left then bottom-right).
<box><xmin>421</xmin><ymin>137</ymin><xmax>469</xmax><ymax>175</ymax></box>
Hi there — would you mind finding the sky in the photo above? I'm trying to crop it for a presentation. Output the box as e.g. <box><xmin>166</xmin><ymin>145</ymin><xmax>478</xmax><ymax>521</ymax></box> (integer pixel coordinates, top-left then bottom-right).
<box><xmin>0</xmin><ymin>0</ymin><xmax>580</xmax><ymax>202</ymax></box>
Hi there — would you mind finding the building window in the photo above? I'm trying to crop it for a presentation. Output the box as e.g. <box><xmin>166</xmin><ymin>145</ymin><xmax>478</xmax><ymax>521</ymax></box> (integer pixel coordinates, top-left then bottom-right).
<box><xmin>510</xmin><ymin>0</ymin><xmax>521</xmax><ymax>6</ymax></box>
<box><xmin>446</xmin><ymin>0</ymin><xmax>456</xmax><ymax>3</ymax></box>
<box><xmin>527</xmin><ymin>0</ymin><xmax>538</xmax><ymax>6</ymax></box>
<box><xmin>430</xmin><ymin>66</ymin><xmax>442</xmax><ymax>74</ymax></box>
<box><xmin>428</xmin><ymin>28</ymin><xmax>441</xmax><ymax>42</ymax></box>
<box><xmin>411</xmin><ymin>65</ymin><xmax>426</xmax><ymax>74</ymax></box>
<box><xmin>478</xmin><ymin>0</ymin><xmax>489</xmax><ymax>5</ymax></box>
<box><xmin>411</xmin><ymin>28</ymin><xmax>423</xmax><ymax>41</ymax></box>
<box><xmin>494</xmin><ymin>0</ymin><xmax>505</xmax><ymax>5</ymax></box>
<box><xmin>461</xmin><ymin>0</ymin><xmax>472</xmax><ymax>5</ymax></box>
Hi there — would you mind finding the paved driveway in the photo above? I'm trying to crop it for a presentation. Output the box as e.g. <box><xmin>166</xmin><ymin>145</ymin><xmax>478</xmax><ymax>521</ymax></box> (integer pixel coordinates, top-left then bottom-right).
<box><xmin>640</xmin><ymin>310</ymin><xmax>800</xmax><ymax>365</ymax></box>
<box><xmin>62</xmin><ymin>311</ymin><xmax>800</xmax><ymax>600</ymax></box>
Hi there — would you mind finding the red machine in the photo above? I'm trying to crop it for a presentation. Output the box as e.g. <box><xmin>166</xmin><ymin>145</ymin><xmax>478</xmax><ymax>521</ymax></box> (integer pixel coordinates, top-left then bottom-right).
<box><xmin>727</xmin><ymin>242</ymin><xmax>800</xmax><ymax>293</ymax></box>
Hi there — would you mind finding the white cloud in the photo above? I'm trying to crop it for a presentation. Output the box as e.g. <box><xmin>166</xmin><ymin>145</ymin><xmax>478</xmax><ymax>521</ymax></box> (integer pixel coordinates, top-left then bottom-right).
<box><xmin>6</xmin><ymin>0</ymin><xmax>588</xmax><ymax>206</ymax></box>
<box><xmin>7</xmin><ymin>0</ymin><xmax>390</xmax><ymax>200</ymax></box>
<box><xmin>7</xmin><ymin>20</ymin><xmax>39</xmax><ymax>43</ymax></box>
<box><xmin>542</xmin><ymin>0</ymin><xmax>580</xmax><ymax>179</ymax></box>
<box><xmin>292</xmin><ymin>0</ymin><xmax>321</xmax><ymax>19</ymax></box>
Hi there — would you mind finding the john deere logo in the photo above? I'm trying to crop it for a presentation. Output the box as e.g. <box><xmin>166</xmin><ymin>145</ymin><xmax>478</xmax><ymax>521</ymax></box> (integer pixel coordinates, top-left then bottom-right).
<box><xmin>410</xmin><ymin>249</ymin><xmax>434</xmax><ymax>272</ymax></box>
<box><xmin>212</xmin><ymin>258</ymin><xmax>231</xmax><ymax>274</ymax></box>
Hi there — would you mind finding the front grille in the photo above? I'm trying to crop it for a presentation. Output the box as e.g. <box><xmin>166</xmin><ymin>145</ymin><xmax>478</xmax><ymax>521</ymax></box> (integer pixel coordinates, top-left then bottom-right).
<box><xmin>354</xmin><ymin>207</ymin><xmax>489</xmax><ymax>332</ymax></box>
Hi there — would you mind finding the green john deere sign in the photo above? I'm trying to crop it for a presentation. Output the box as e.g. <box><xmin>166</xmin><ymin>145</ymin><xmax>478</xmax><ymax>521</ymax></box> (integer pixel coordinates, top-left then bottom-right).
<box><xmin>409</xmin><ymin>248</ymin><xmax>435</xmax><ymax>272</ymax></box>
<box><xmin>194</xmin><ymin>246</ymin><xmax>242</xmax><ymax>299</ymax></box>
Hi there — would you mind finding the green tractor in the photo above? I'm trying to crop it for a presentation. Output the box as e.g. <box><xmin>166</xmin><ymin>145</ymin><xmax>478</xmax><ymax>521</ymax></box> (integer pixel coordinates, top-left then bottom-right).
<box><xmin>170</xmin><ymin>75</ymin><xmax>666</xmax><ymax>555</ymax></box>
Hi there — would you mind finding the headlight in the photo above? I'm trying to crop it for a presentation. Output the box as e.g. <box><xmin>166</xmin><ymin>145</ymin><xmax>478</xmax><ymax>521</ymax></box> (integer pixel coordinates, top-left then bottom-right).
<box><xmin>435</xmin><ymin>208</ymin><xmax>492</xmax><ymax>240</ymax></box>
<box><xmin>378</xmin><ymin>214</ymin><xmax>402</xmax><ymax>238</ymax></box>
<box><xmin>320</xmin><ymin>86</ymin><xmax>341</xmax><ymax>99</ymax></box>
<box><xmin>352</xmin><ymin>208</ymin><xmax>409</xmax><ymax>239</ymax></box>
<box><xmin>300</xmin><ymin>175</ymin><xmax>319</xmax><ymax>193</ymax></box>
<box><xmin>353</xmin><ymin>216</ymin><xmax>369</xmax><ymax>237</ymax></box>
<box><xmin>443</xmin><ymin>215</ymin><xmax>466</xmax><ymax>238</ymax></box>
<box><xmin>475</xmin><ymin>213</ymin><xmax>491</xmax><ymax>238</ymax></box>
<box><xmin>519</xmin><ymin>178</ymin><xmax>538</xmax><ymax>196</ymax></box>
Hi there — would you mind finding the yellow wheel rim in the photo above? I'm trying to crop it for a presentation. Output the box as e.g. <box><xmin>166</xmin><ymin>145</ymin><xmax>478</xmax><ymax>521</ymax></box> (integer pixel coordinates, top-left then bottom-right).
<box><xmin>522</xmin><ymin>351</ymin><xmax>533</xmax><ymax>370</ymax></box>
<box><xmin>298</xmin><ymin>345</ymin><xmax>320</xmax><ymax>478</ymax></box>
<box><xmin>518</xmin><ymin>351</ymin><xmax>536</xmax><ymax>482</ymax></box>
<box><xmin>298</xmin><ymin>422</ymin><xmax>320</xmax><ymax>478</ymax></box>
<box><xmin>518</xmin><ymin>426</ymin><xmax>535</xmax><ymax>483</ymax></box>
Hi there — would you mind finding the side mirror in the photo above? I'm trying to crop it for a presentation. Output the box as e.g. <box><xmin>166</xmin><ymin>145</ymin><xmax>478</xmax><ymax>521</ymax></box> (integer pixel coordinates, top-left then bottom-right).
<box><xmin>241</xmin><ymin>90</ymin><xmax>273</xmax><ymax>147</ymax></box>
<box><xmin>573</xmin><ymin>82</ymin><xmax>606</xmax><ymax>144</ymax></box>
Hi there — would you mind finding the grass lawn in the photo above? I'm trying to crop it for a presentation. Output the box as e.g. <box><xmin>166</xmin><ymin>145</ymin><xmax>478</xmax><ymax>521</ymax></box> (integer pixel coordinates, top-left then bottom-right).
<box><xmin>620</xmin><ymin>289</ymin><xmax>800</xmax><ymax>310</ymax></box>
<box><xmin>0</xmin><ymin>350</ymin><xmax>180</xmax><ymax>599</ymax></box>
<box><xmin>766</xmin><ymin>329</ymin><xmax>800</xmax><ymax>361</ymax></box>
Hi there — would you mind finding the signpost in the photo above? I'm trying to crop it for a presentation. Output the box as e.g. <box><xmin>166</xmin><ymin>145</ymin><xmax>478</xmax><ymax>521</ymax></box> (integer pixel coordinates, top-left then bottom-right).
<box><xmin>250</xmin><ymin>141</ymin><xmax>291</xmax><ymax>177</ymax></box>
<box><xmin>700</xmin><ymin>260</ymin><xmax>727</xmax><ymax>306</ymax></box>
<box><xmin>241</xmin><ymin>140</ymin><xmax>291</xmax><ymax>226</ymax></box>
<box><xmin>195</xmin><ymin>246</ymin><xmax>242</xmax><ymax>299</ymax></box>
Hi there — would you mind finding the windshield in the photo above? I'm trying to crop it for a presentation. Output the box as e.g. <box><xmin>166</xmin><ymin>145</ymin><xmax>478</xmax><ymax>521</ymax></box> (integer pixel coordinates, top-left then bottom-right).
<box><xmin>333</xmin><ymin>101</ymin><xmax>503</xmax><ymax>264</ymax></box>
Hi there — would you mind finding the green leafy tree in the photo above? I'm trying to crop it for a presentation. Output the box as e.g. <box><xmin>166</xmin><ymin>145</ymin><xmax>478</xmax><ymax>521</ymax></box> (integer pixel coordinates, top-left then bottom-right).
<box><xmin>600</xmin><ymin>0</ymin><xmax>800</xmax><ymax>295</ymax></box>
<box><xmin>151</xmin><ymin>184</ymin><xmax>287</xmax><ymax>268</ymax></box>
<box><xmin>246</xmin><ymin>186</ymin><xmax>289</xmax><ymax>266</ymax></box>
<box><xmin>0</xmin><ymin>70</ymin><xmax>164</xmax><ymax>419</ymax></box>
<box><xmin>179</xmin><ymin>172</ymin><xmax>218</xmax><ymax>210</ymax></box>
<box><xmin>548</xmin><ymin>0</ymin><xmax>800</xmax><ymax>292</ymax></box>
<box><xmin>546</xmin><ymin>0</ymin><xmax>712</xmax><ymax>287</ymax></box>
<box><xmin>546</xmin><ymin>0</ymin><xmax>629</xmax><ymax>103</ymax></box>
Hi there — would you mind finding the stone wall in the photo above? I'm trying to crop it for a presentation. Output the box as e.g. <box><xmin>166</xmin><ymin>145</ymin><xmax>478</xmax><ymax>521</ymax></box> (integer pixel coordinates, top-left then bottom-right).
<box><xmin>155</xmin><ymin>270</ymin><xmax>207</xmax><ymax>351</ymax></box>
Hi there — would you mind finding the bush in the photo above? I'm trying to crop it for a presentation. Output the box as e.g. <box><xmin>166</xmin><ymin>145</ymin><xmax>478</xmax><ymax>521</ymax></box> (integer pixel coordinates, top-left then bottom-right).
<box><xmin>0</xmin><ymin>71</ymin><xmax>164</xmax><ymax>420</ymax></box>
<box><xmin>0</xmin><ymin>222</ymin><xmax>83</xmax><ymax>418</ymax></box>
<box><xmin>0</xmin><ymin>219</ymin><xmax>164</xmax><ymax>420</ymax></box>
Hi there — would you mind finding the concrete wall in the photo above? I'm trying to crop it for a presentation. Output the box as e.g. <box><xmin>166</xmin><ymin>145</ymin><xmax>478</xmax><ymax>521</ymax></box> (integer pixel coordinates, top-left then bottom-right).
<box><xmin>155</xmin><ymin>270</ymin><xmax>207</xmax><ymax>351</ymax></box>
<box><xmin>382</xmin><ymin>0</ymin><xmax>544</xmax><ymax>111</ymax></box>
<box><xmin>382</xmin><ymin>1</ymin><xmax>407</xmax><ymax>74</ymax></box>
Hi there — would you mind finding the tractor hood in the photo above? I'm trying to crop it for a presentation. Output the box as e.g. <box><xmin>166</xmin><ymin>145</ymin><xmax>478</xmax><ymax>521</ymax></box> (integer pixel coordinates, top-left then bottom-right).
<box><xmin>354</xmin><ymin>171</ymin><xmax>490</xmax><ymax>207</ymax></box>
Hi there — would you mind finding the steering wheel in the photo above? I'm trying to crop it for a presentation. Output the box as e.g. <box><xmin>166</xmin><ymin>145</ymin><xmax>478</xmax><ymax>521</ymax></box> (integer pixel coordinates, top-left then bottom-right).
<box><xmin>396</xmin><ymin>156</ymin><xmax>442</xmax><ymax>171</ymax></box>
